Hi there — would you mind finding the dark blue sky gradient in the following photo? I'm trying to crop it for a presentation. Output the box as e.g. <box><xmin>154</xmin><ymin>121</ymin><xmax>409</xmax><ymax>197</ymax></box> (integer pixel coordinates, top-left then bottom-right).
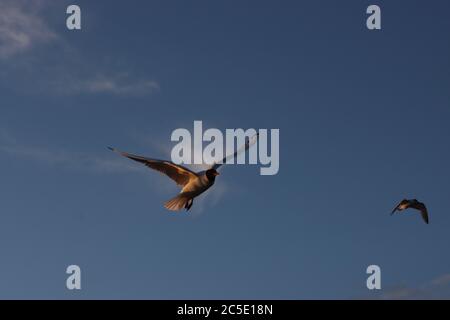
<box><xmin>0</xmin><ymin>0</ymin><xmax>449</xmax><ymax>299</ymax></box>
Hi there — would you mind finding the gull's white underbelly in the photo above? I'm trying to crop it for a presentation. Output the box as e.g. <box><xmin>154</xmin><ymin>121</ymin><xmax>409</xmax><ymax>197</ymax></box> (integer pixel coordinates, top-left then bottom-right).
<box><xmin>181</xmin><ymin>175</ymin><xmax>214</xmax><ymax>197</ymax></box>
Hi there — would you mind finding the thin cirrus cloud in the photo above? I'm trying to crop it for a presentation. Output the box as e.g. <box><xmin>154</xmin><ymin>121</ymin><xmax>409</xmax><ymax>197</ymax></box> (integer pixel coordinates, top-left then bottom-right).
<box><xmin>0</xmin><ymin>142</ymin><xmax>141</xmax><ymax>174</ymax></box>
<box><xmin>58</xmin><ymin>74</ymin><xmax>161</xmax><ymax>96</ymax></box>
<box><xmin>0</xmin><ymin>0</ymin><xmax>56</xmax><ymax>59</ymax></box>
<box><xmin>0</xmin><ymin>129</ymin><xmax>140</xmax><ymax>174</ymax></box>
<box><xmin>362</xmin><ymin>273</ymin><xmax>450</xmax><ymax>300</ymax></box>
<box><xmin>0</xmin><ymin>1</ymin><xmax>159</xmax><ymax>97</ymax></box>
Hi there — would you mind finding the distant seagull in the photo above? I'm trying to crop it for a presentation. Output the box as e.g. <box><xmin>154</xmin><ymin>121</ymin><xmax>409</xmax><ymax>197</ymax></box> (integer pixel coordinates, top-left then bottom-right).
<box><xmin>108</xmin><ymin>134</ymin><xmax>258</xmax><ymax>211</ymax></box>
<box><xmin>391</xmin><ymin>199</ymin><xmax>429</xmax><ymax>224</ymax></box>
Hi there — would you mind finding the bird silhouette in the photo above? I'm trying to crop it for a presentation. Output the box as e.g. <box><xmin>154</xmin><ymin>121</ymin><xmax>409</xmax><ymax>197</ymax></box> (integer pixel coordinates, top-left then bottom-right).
<box><xmin>391</xmin><ymin>199</ymin><xmax>429</xmax><ymax>224</ymax></box>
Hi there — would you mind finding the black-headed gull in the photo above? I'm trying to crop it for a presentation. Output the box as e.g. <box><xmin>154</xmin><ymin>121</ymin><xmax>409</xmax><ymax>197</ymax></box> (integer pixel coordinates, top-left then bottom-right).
<box><xmin>108</xmin><ymin>133</ymin><xmax>257</xmax><ymax>211</ymax></box>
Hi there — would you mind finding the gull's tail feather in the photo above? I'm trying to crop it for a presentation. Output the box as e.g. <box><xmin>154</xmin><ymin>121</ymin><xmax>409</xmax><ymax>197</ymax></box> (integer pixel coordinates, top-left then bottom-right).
<box><xmin>164</xmin><ymin>193</ymin><xmax>193</xmax><ymax>211</ymax></box>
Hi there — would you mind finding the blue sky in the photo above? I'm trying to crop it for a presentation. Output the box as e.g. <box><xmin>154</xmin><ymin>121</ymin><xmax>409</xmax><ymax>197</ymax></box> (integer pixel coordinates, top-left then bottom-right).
<box><xmin>0</xmin><ymin>0</ymin><xmax>450</xmax><ymax>299</ymax></box>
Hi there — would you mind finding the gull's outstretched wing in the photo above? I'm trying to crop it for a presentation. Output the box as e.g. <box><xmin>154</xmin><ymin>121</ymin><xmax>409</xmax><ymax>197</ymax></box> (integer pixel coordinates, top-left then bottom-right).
<box><xmin>411</xmin><ymin>202</ymin><xmax>429</xmax><ymax>224</ymax></box>
<box><xmin>108</xmin><ymin>147</ymin><xmax>198</xmax><ymax>187</ymax></box>
<box><xmin>211</xmin><ymin>133</ymin><xmax>259</xmax><ymax>170</ymax></box>
<box><xmin>391</xmin><ymin>199</ymin><xmax>408</xmax><ymax>215</ymax></box>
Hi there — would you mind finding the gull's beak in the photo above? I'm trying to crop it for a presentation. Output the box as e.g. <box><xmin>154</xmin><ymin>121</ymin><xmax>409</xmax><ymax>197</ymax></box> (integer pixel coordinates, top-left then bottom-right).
<box><xmin>214</xmin><ymin>171</ymin><xmax>220</xmax><ymax>176</ymax></box>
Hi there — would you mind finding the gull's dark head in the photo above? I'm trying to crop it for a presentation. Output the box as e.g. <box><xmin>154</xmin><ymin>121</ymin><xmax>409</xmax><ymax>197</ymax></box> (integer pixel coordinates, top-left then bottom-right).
<box><xmin>206</xmin><ymin>169</ymin><xmax>220</xmax><ymax>181</ymax></box>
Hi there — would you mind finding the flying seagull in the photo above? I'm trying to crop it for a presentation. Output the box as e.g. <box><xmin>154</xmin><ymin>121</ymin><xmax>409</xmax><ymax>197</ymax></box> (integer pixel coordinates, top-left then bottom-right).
<box><xmin>391</xmin><ymin>199</ymin><xmax>429</xmax><ymax>224</ymax></box>
<box><xmin>108</xmin><ymin>134</ymin><xmax>258</xmax><ymax>211</ymax></box>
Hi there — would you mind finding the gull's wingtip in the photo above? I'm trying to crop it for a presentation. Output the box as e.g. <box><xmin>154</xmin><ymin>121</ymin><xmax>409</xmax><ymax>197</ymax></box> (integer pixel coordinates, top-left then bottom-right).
<box><xmin>107</xmin><ymin>146</ymin><xmax>115</xmax><ymax>152</ymax></box>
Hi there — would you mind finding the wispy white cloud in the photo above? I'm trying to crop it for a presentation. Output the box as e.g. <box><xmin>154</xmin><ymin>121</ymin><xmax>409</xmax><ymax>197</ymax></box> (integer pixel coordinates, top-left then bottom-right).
<box><xmin>191</xmin><ymin>182</ymin><xmax>228</xmax><ymax>217</ymax></box>
<box><xmin>0</xmin><ymin>0</ymin><xmax>56</xmax><ymax>59</ymax></box>
<box><xmin>10</xmin><ymin>66</ymin><xmax>161</xmax><ymax>97</ymax></box>
<box><xmin>363</xmin><ymin>273</ymin><xmax>450</xmax><ymax>300</ymax></box>
<box><xmin>0</xmin><ymin>1</ymin><xmax>159</xmax><ymax>97</ymax></box>
<box><xmin>0</xmin><ymin>133</ymin><xmax>139</xmax><ymax>174</ymax></box>
<box><xmin>86</xmin><ymin>77</ymin><xmax>159</xmax><ymax>95</ymax></box>
<box><xmin>376</xmin><ymin>286</ymin><xmax>427</xmax><ymax>300</ymax></box>
<box><xmin>54</xmin><ymin>74</ymin><xmax>160</xmax><ymax>96</ymax></box>
<box><xmin>431</xmin><ymin>273</ymin><xmax>450</xmax><ymax>287</ymax></box>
